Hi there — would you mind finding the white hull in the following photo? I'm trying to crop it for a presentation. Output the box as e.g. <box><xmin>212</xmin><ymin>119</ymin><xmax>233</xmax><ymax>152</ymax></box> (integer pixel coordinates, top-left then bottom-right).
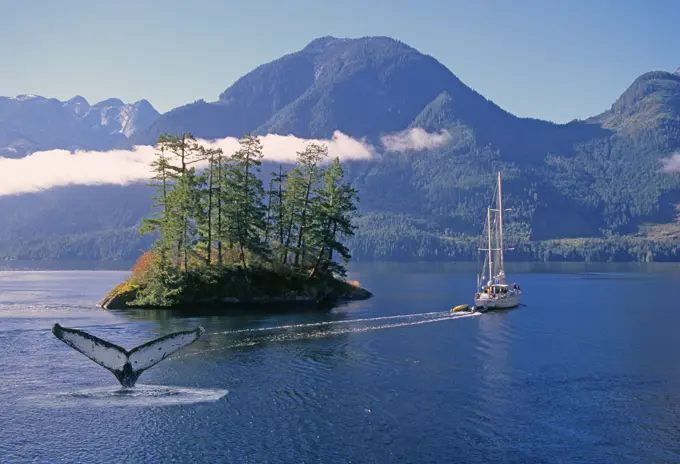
<box><xmin>474</xmin><ymin>293</ymin><xmax>520</xmax><ymax>309</ymax></box>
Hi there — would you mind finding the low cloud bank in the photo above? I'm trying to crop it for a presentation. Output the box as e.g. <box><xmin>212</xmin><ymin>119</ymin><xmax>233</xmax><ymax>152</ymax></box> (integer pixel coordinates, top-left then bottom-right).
<box><xmin>660</xmin><ymin>153</ymin><xmax>680</xmax><ymax>173</ymax></box>
<box><xmin>381</xmin><ymin>128</ymin><xmax>452</xmax><ymax>152</ymax></box>
<box><xmin>0</xmin><ymin>128</ymin><xmax>450</xmax><ymax>196</ymax></box>
<box><xmin>206</xmin><ymin>131</ymin><xmax>375</xmax><ymax>164</ymax></box>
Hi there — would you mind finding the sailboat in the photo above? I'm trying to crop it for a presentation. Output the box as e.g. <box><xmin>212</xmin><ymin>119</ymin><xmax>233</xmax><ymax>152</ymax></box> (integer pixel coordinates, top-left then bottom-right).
<box><xmin>473</xmin><ymin>172</ymin><xmax>522</xmax><ymax>311</ymax></box>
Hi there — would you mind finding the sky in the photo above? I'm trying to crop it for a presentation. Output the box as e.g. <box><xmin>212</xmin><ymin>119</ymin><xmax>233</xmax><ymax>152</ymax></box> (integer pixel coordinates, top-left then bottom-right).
<box><xmin>1</xmin><ymin>0</ymin><xmax>677</xmax><ymax>123</ymax></box>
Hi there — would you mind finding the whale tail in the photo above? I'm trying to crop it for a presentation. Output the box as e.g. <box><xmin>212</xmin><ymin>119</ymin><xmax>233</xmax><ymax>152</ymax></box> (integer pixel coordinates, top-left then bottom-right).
<box><xmin>52</xmin><ymin>323</ymin><xmax>205</xmax><ymax>388</ymax></box>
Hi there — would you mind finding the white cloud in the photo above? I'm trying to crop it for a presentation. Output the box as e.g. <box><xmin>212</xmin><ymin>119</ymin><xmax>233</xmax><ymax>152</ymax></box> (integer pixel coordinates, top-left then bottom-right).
<box><xmin>202</xmin><ymin>130</ymin><xmax>375</xmax><ymax>164</ymax></box>
<box><xmin>380</xmin><ymin>128</ymin><xmax>452</xmax><ymax>152</ymax></box>
<box><xmin>660</xmin><ymin>153</ymin><xmax>680</xmax><ymax>173</ymax></box>
<box><xmin>0</xmin><ymin>127</ymin><xmax>453</xmax><ymax>196</ymax></box>
<box><xmin>0</xmin><ymin>146</ymin><xmax>157</xmax><ymax>196</ymax></box>
<box><xmin>0</xmin><ymin>131</ymin><xmax>375</xmax><ymax>196</ymax></box>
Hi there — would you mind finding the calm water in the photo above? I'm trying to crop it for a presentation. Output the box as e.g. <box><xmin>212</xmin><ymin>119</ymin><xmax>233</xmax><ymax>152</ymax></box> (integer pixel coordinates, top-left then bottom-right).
<box><xmin>1</xmin><ymin>262</ymin><xmax>680</xmax><ymax>463</ymax></box>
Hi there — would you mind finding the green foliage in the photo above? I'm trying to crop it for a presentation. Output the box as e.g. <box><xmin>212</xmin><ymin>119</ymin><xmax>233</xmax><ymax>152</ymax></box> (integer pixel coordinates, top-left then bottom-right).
<box><xmin>346</xmin><ymin>211</ymin><xmax>680</xmax><ymax>263</ymax></box>
<box><xmin>227</xmin><ymin>134</ymin><xmax>268</xmax><ymax>269</ymax></box>
<box><xmin>128</xmin><ymin>133</ymin><xmax>360</xmax><ymax>307</ymax></box>
<box><xmin>265</xmin><ymin>164</ymin><xmax>288</xmax><ymax>250</ymax></box>
<box><xmin>131</xmin><ymin>259</ymin><xmax>186</xmax><ymax>307</ymax></box>
<box><xmin>128</xmin><ymin>38</ymin><xmax>680</xmax><ymax>260</ymax></box>
<box><xmin>141</xmin><ymin>133</ymin><xmax>208</xmax><ymax>272</ymax></box>
<box><xmin>282</xmin><ymin>143</ymin><xmax>329</xmax><ymax>267</ymax></box>
<box><xmin>0</xmin><ymin>227</ymin><xmax>153</xmax><ymax>261</ymax></box>
<box><xmin>6</xmin><ymin>39</ymin><xmax>680</xmax><ymax>264</ymax></box>
<box><xmin>195</xmin><ymin>146</ymin><xmax>224</xmax><ymax>264</ymax></box>
<box><xmin>308</xmin><ymin>158</ymin><xmax>358</xmax><ymax>277</ymax></box>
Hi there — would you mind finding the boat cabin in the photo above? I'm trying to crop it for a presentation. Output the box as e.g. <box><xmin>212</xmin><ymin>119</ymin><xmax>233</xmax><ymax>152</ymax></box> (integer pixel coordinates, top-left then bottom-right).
<box><xmin>481</xmin><ymin>284</ymin><xmax>509</xmax><ymax>295</ymax></box>
<box><xmin>478</xmin><ymin>282</ymin><xmax>521</xmax><ymax>298</ymax></box>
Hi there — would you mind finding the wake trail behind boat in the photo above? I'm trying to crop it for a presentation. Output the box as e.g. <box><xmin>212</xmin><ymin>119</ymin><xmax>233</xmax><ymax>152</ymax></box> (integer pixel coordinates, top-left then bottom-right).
<box><xmin>211</xmin><ymin>310</ymin><xmax>463</xmax><ymax>336</ymax></box>
<box><xmin>173</xmin><ymin>311</ymin><xmax>480</xmax><ymax>360</ymax></box>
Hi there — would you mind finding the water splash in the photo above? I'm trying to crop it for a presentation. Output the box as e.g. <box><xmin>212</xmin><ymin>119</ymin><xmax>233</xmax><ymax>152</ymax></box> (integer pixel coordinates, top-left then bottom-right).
<box><xmin>32</xmin><ymin>384</ymin><xmax>229</xmax><ymax>408</ymax></box>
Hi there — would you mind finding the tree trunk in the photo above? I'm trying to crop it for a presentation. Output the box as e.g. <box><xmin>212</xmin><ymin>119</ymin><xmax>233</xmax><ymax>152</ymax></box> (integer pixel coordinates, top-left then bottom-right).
<box><xmin>239</xmin><ymin>152</ymin><xmax>250</xmax><ymax>270</ymax></box>
<box><xmin>206</xmin><ymin>156</ymin><xmax>213</xmax><ymax>265</ymax></box>
<box><xmin>294</xmin><ymin>169</ymin><xmax>314</xmax><ymax>267</ymax></box>
<box><xmin>277</xmin><ymin>165</ymin><xmax>285</xmax><ymax>246</ymax></box>
<box><xmin>263</xmin><ymin>178</ymin><xmax>274</xmax><ymax>244</ymax></box>
<box><xmin>282</xmin><ymin>205</ymin><xmax>295</xmax><ymax>265</ymax></box>
<box><xmin>217</xmin><ymin>156</ymin><xmax>223</xmax><ymax>265</ymax></box>
<box><xmin>326</xmin><ymin>222</ymin><xmax>338</xmax><ymax>272</ymax></box>
<box><xmin>310</xmin><ymin>216</ymin><xmax>333</xmax><ymax>278</ymax></box>
<box><xmin>309</xmin><ymin>245</ymin><xmax>326</xmax><ymax>279</ymax></box>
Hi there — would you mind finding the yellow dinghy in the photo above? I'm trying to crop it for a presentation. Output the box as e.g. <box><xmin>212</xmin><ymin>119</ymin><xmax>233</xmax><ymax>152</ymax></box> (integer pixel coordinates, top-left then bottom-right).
<box><xmin>451</xmin><ymin>304</ymin><xmax>469</xmax><ymax>313</ymax></box>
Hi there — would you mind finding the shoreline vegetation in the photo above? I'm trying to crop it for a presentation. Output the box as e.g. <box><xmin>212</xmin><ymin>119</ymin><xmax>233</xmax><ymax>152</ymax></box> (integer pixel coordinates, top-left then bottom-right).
<box><xmin>348</xmin><ymin>234</ymin><xmax>680</xmax><ymax>263</ymax></box>
<box><xmin>100</xmin><ymin>133</ymin><xmax>372</xmax><ymax>310</ymax></box>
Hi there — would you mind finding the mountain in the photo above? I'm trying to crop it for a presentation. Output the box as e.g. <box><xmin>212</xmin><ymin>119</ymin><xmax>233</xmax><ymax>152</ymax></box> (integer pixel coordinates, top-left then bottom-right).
<box><xmin>1</xmin><ymin>36</ymin><xmax>680</xmax><ymax>262</ymax></box>
<box><xmin>0</xmin><ymin>95</ymin><xmax>159</xmax><ymax>158</ymax></box>
<box><xmin>588</xmin><ymin>71</ymin><xmax>680</xmax><ymax>134</ymax></box>
<box><xmin>133</xmin><ymin>36</ymin><xmax>516</xmax><ymax>144</ymax></box>
<box><xmin>135</xmin><ymin>35</ymin><xmax>607</xmax><ymax>163</ymax></box>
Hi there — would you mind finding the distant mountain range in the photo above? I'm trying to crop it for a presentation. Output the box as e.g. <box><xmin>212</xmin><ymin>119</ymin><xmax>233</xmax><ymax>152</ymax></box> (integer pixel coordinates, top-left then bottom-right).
<box><xmin>1</xmin><ymin>35</ymin><xmax>680</xmax><ymax>262</ymax></box>
<box><xmin>0</xmin><ymin>94</ymin><xmax>159</xmax><ymax>158</ymax></box>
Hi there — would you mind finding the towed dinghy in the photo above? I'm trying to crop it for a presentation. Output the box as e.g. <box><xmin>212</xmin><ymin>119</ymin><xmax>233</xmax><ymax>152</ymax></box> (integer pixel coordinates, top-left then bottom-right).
<box><xmin>451</xmin><ymin>304</ymin><xmax>470</xmax><ymax>313</ymax></box>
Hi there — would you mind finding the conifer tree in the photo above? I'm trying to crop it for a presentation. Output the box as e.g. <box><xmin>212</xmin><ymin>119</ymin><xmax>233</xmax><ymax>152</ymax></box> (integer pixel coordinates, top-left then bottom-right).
<box><xmin>212</xmin><ymin>148</ymin><xmax>231</xmax><ymax>265</ymax></box>
<box><xmin>308</xmin><ymin>157</ymin><xmax>358</xmax><ymax>278</ymax></box>
<box><xmin>197</xmin><ymin>146</ymin><xmax>224</xmax><ymax>264</ymax></box>
<box><xmin>136</xmin><ymin>133</ymin><xmax>362</xmax><ymax>308</ymax></box>
<box><xmin>156</xmin><ymin>133</ymin><xmax>205</xmax><ymax>273</ymax></box>
<box><xmin>228</xmin><ymin>134</ymin><xmax>267</xmax><ymax>271</ymax></box>
<box><xmin>284</xmin><ymin>143</ymin><xmax>328</xmax><ymax>268</ymax></box>
<box><xmin>140</xmin><ymin>143</ymin><xmax>172</xmax><ymax>238</ymax></box>
<box><xmin>263</xmin><ymin>177</ymin><xmax>275</xmax><ymax>245</ymax></box>
<box><xmin>266</xmin><ymin>164</ymin><xmax>288</xmax><ymax>257</ymax></box>
<box><xmin>140</xmin><ymin>144</ymin><xmax>175</xmax><ymax>270</ymax></box>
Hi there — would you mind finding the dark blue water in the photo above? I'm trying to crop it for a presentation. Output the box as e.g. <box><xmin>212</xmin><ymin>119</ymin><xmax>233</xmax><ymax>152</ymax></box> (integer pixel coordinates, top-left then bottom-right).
<box><xmin>1</xmin><ymin>262</ymin><xmax>680</xmax><ymax>463</ymax></box>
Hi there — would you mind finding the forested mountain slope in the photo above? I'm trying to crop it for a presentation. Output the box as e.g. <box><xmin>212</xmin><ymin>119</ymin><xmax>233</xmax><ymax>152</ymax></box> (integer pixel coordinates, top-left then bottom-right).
<box><xmin>2</xmin><ymin>36</ymin><xmax>680</xmax><ymax>262</ymax></box>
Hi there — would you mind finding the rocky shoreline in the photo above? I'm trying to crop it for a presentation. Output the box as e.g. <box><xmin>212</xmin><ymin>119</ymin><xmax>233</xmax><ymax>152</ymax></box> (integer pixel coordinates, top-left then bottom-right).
<box><xmin>100</xmin><ymin>275</ymin><xmax>373</xmax><ymax>310</ymax></box>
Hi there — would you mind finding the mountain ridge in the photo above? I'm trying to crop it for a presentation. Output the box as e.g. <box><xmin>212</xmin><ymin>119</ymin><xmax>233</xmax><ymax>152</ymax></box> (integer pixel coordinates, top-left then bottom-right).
<box><xmin>135</xmin><ymin>35</ymin><xmax>519</xmax><ymax>145</ymax></box>
<box><xmin>0</xmin><ymin>94</ymin><xmax>160</xmax><ymax>157</ymax></box>
<box><xmin>2</xmin><ymin>35</ymin><xmax>680</xmax><ymax>262</ymax></box>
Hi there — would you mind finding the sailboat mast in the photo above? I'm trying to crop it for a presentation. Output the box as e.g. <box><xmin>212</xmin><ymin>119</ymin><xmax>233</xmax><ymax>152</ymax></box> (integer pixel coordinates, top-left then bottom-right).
<box><xmin>497</xmin><ymin>171</ymin><xmax>504</xmax><ymax>279</ymax></box>
<box><xmin>487</xmin><ymin>206</ymin><xmax>492</xmax><ymax>286</ymax></box>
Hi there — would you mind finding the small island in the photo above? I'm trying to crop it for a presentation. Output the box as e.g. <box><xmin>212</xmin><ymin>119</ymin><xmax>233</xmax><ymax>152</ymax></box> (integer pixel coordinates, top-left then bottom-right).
<box><xmin>101</xmin><ymin>133</ymin><xmax>372</xmax><ymax>310</ymax></box>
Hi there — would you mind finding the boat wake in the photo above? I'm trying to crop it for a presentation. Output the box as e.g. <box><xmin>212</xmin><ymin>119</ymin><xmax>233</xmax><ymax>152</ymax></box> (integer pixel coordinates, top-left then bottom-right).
<box><xmin>173</xmin><ymin>310</ymin><xmax>480</xmax><ymax>359</ymax></box>
<box><xmin>37</xmin><ymin>384</ymin><xmax>228</xmax><ymax>408</ymax></box>
<box><xmin>214</xmin><ymin>310</ymin><xmax>477</xmax><ymax>336</ymax></box>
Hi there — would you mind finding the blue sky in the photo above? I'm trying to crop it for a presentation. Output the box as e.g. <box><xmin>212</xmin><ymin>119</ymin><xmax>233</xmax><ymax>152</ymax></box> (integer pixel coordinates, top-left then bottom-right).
<box><xmin>1</xmin><ymin>0</ymin><xmax>677</xmax><ymax>122</ymax></box>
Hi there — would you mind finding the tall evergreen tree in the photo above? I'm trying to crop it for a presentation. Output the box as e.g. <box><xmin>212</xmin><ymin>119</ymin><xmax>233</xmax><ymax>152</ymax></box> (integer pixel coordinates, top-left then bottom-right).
<box><xmin>140</xmin><ymin>143</ymin><xmax>172</xmax><ymax>237</ymax></box>
<box><xmin>212</xmin><ymin>148</ymin><xmax>231</xmax><ymax>265</ymax></box>
<box><xmin>267</xmin><ymin>164</ymin><xmax>288</xmax><ymax>255</ymax></box>
<box><xmin>263</xmin><ymin>177</ymin><xmax>275</xmax><ymax>245</ymax></box>
<box><xmin>135</xmin><ymin>134</ymin><xmax>362</xmax><ymax>309</ymax></box>
<box><xmin>284</xmin><ymin>143</ymin><xmax>328</xmax><ymax>268</ymax></box>
<box><xmin>197</xmin><ymin>146</ymin><xmax>224</xmax><ymax>265</ymax></box>
<box><xmin>308</xmin><ymin>157</ymin><xmax>358</xmax><ymax>278</ymax></box>
<box><xmin>156</xmin><ymin>133</ymin><xmax>205</xmax><ymax>273</ymax></box>
<box><xmin>140</xmin><ymin>144</ymin><xmax>176</xmax><ymax>270</ymax></box>
<box><xmin>228</xmin><ymin>134</ymin><xmax>267</xmax><ymax>271</ymax></box>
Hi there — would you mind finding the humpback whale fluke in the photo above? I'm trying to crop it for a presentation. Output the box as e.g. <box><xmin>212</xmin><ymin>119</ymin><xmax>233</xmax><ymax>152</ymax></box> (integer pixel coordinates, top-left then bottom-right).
<box><xmin>52</xmin><ymin>324</ymin><xmax>205</xmax><ymax>388</ymax></box>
